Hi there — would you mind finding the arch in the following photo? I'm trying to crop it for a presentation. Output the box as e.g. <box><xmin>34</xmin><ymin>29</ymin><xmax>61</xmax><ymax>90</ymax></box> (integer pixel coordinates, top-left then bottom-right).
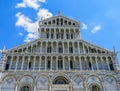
<box><xmin>104</xmin><ymin>75</ymin><xmax>117</xmax><ymax>83</ymax></box>
<box><xmin>2</xmin><ymin>74</ymin><xmax>17</xmax><ymax>81</ymax></box>
<box><xmin>53</xmin><ymin>76</ymin><xmax>69</xmax><ymax>84</ymax></box>
<box><xmin>86</xmin><ymin>75</ymin><xmax>103</xmax><ymax>82</ymax></box>
<box><xmin>51</xmin><ymin>73</ymin><xmax>71</xmax><ymax>84</ymax></box>
<box><xmin>36</xmin><ymin>74</ymin><xmax>50</xmax><ymax>84</ymax></box>
<box><xmin>18</xmin><ymin>74</ymin><xmax>34</xmax><ymax>83</ymax></box>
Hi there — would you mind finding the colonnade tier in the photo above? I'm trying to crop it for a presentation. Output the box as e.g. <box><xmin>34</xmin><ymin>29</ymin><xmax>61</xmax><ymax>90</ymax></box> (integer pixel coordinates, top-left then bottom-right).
<box><xmin>39</xmin><ymin>27</ymin><xmax>80</xmax><ymax>39</ymax></box>
<box><xmin>9</xmin><ymin>41</ymin><xmax>108</xmax><ymax>54</ymax></box>
<box><xmin>5</xmin><ymin>55</ymin><xmax>114</xmax><ymax>71</ymax></box>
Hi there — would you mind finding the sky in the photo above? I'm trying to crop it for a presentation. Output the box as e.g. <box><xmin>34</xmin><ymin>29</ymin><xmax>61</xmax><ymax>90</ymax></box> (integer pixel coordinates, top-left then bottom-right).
<box><xmin>0</xmin><ymin>0</ymin><xmax>120</xmax><ymax>62</ymax></box>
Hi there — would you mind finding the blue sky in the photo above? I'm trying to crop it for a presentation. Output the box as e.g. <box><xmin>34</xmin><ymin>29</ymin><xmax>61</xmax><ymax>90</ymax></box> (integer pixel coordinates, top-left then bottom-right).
<box><xmin>0</xmin><ymin>0</ymin><xmax>120</xmax><ymax>62</ymax></box>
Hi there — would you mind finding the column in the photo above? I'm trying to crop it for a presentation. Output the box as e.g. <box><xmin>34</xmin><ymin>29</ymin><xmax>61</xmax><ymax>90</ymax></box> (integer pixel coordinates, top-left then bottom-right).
<box><xmin>9</xmin><ymin>56</ymin><xmax>13</xmax><ymax>70</ymax></box>
<box><xmin>68</xmin><ymin>42</ymin><xmax>69</xmax><ymax>53</ymax></box>
<box><xmin>73</xmin><ymin>56</ymin><xmax>75</xmax><ymax>70</ymax></box>
<box><xmin>54</xmin><ymin>28</ymin><xmax>56</xmax><ymax>39</ymax></box>
<box><xmin>79</xmin><ymin>57</ymin><xmax>82</xmax><ymax>70</ymax></box>
<box><xmin>106</xmin><ymin>58</ymin><xmax>110</xmax><ymax>70</ymax></box>
<box><xmin>45</xmin><ymin>56</ymin><xmax>47</xmax><ymax>71</ymax></box>
<box><xmin>95</xmin><ymin>57</ymin><xmax>99</xmax><ymax>70</ymax></box>
<box><xmin>49</xmin><ymin>28</ymin><xmax>51</xmax><ymax>39</ymax></box>
<box><xmin>51</xmin><ymin>57</ymin><xmax>52</xmax><ymax>71</ymax></box>
<box><xmin>90</xmin><ymin>57</ymin><xmax>93</xmax><ymax>70</ymax></box>
<box><xmin>46</xmin><ymin>42</ymin><xmax>48</xmax><ymax>53</ymax></box>
<box><xmin>101</xmin><ymin>57</ymin><xmax>104</xmax><ymax>70</ymax></box>
<box><xmin>49</xmin><ymin>81</ymin><xmax>52</xmax><ymax>91</ymax></box>
<box><xmin>39</xmin><ymin>56</ymin><xmax>41</xmax><ymax>70</ymax></box>
<box><xmin>52</xmin><ymin>42</ymin><xmax>53</xmax><ymax>53</ymax></box>
<box><xmin>33</xmin><ymin>56</ymin><xmax>36</xmax><ymax>71</ymax></box>
<box><xmin>102</xmin><ymin>82</ymin><xmax>105</xmax><ymax>91</ymax></box>
<box><xmin>56</xmin><ymin>42</ymin><xmax>58</xmax><ymax>53</ymax></box>
<box><xmin>69</xmin><ymin>82</ymin><xmax>72</xmax><ymax>91</ymax></box>
<box><xmin>62</xmin><ymin>42</ymin><xmax>64</xmax><ymax>53</ymax></box>
<box><xmin>78</xmin><ymin>42</ymin><xmax>80</xmax><ymax>54</ymax></box>
<box><xmin>34</xmin><ymin>83</ymin><xmax>36</xmax><ymax>91</ymax></box>
<box><xmin>41</xmin><ymin>43</ymin><xmax>42</xmax><ymax>53</ymax></box>
<box><xmin>68</xmin><ymin>57</ymin><xmax>70</xmax><ymax>70</ymax></box>
<box><xmin>82</xmin><ymin>43</ymin><xmax>85</xmax><ymax>53</ymax></box>
<box><xmin>56</xmin><ymin>56</ymin><xmax>58</xmax><ymax>70</ymax></box>
<box><xmin>83</xmin><ymin>82</ymin><xmax>87</xmax><ymax>91</ymax></box>
<box><xmin>15</xmin><ymin>81</ymin><xmax>19</xmax><ymax>91</ymax></box>
<box><xmin>15</xmin><ymin>56</ymin><xmax>19</xmax><ymax>71</ymax></box>
<box><xmin>27</xmin><ymin>56</ymin><xmax>30</xmax><ymax>71</ymax></box>
<box><xmin>63</xmin><ymin>56</ymin><xmax>65</xmax><ymax>70</ymax></box>
<box><xmin>73</xmin><ymin>42</ymin><xmax>75</xmax><ymax>54</ymax></box>
<box><xmin>64</xmin><ymin>28</ymin><xmax>66</xmax><ymax>39</ymax></box>
<box><xmin>21</xmin><ymin>56</ymin><xmax>25</xmax><ymax>70</ymax></box>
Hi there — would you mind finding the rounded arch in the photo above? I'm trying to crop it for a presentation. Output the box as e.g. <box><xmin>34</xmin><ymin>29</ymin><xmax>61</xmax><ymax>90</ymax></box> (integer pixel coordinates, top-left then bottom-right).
<box><xmin>18</xmin><ymin>74</ymin><xmax>34</xmax><ymax>83</ymax></box>
<box><xmin>2</xmin><ymin>74</ymin><xmax>17</xmax><ymax>81</ymax></box>
<box><xmin>51</xmin><ymin>73</ymin><xmax>71</xmax><ymax>84</ymax></box>
<box><xmin>53</xmin><ymin>76</ymin><xmax>69</xmax><ymax>84</ymax></box>
<box><xmin>36</xmin><ymin>74</ymin><xmax>50</xmax><ymax>84</ymax></box>
<box><xmin>104</xmin><ymin>75</ymin><xmax>117</xmax><ymax>83</ymax></box>
<box><xmin>86</xmin><ymin>75</ymin><xmax>103</xmax><ymax>82</ymax></box>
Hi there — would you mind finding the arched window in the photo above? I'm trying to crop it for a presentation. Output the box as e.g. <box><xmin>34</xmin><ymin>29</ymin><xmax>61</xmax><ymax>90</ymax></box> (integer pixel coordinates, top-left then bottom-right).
<box><xmin>20</xmin><ymin>86</ymin><xmax>30</xmax><ymax>91</ymax></box>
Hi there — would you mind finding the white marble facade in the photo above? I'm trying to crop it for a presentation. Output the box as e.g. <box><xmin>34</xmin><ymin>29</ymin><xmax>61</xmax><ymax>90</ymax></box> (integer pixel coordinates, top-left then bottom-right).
<box><xmin>0</xmin><ymin>12</ymin><xmax>120</xmax><ymax>91</ymax></box>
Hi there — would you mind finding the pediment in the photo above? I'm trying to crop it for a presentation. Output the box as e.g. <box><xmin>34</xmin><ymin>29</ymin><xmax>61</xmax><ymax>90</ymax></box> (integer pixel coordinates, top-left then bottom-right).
<box><xmin>39</xmin><ymin>15</ymin><xmax>80</xmax><ymax>27</ymax></box>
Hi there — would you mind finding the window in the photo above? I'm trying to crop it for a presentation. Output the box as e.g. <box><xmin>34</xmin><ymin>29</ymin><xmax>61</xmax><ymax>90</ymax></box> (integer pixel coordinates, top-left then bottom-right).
<box><xmin>58</xmin><ymin>60</ymin><xmax>63</xmax><ymax>69</ymax></box>
<box><xmin>5</xmin><ymin>63</ymin><xmax>9</xmax><ymax>70</ymax></box>
<box><xmin>51</xmin><ymin>33</ymin><xmax>54</xmax><ymax>39</ymax></box>
<box><xmin>46</xmin><ymin>33</ymin><xmax>49</xmax><ymax>38</ymax></box>
<box><xmin>61</xmin><ymin>34</ymin><xmax>63</xmax><ymax>39</ymax></box>
<box><xmin>110</xmin><ymin>63</ymin><xmax>114</xmax><ymax>70</ymax></box>
<box><xmin>66</xmin><ymin>34</ymin><xmax>69</xmax><ymax>39</ymax></box>
<box><xmin>58</xmin><ymin>47</ymin><xmax>63</xmax><ymax>53</ymax></box>
<box><xmin>70</xmin><ymin>61</ymin><xmax>73</xmax><ymax>69</ymax></box>
<box><xmin>29</xmin><ymin>62</ymin><xmax>31</xmax><ymax>69</ymax></box>
<box><xmin>47</xmin><ymin>60</ymin><xmax>51</xmax><ymax>69</ymax></box>
<box><xmin>71</xmin><ymin>34</ymin><xmax>73</xmax><ymax>39</ymax></box>
<box><xmin>47</xmin><ymin>47</ymin><xmax>52</xmax><ymax>53</ymax></box>
<box><xmin>69</xmin><ymin>47</ymin><xmax>73</xmax><ymax>53</ymax></box>
<box><xmin>89</xmin><ymin>61</ymin><xmax>92</xmax><ymax>69</ymax></box>
<box><xmin>57</xmin><ymin>34</ymin><xmax>59</xmax><ymax>39</ymax></box>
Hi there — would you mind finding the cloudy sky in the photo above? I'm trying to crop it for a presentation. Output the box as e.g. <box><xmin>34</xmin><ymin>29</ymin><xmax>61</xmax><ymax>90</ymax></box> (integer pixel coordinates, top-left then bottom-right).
<box><xmin>0</xmin><ymin>0</ymin><xmax>120</xmax><ymax>62</ymax></box>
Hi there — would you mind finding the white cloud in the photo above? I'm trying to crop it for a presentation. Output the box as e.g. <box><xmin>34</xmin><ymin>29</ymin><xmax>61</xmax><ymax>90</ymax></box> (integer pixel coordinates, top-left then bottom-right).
<box><xmin>15</xmin><ymin>0</ymin><xmax>46</xmax><ymax>10</ymax></box>
<box><xmin>15</xmin><ymin>9</ymin><xmax>52</xmax><ymax>42</ymax></box>
<box><xmin>39</xmin><ymin>0</ymin><xmax>46</xmax><ymax>3</ymax></box>
<box><xmin>37</xmin><ymin>8</ymin><xmax>53</xmax><ymax>20</ymax></box>
<box><xmin>19</xmin><ymin>33</ymin><xmax>23</xmax><ymax>36</ymax></box>
<box><xmin>16</xmin><ymin>12</ymin><xmax>39</xmax><ymax>42</ymax></box>
<box><xmin>81</xmin><ymin>23</ymin><xmax>88</xmax><ymax>30</ymax></box>
<box><xmin>91</xmin><ymin>25</ymin><xmax>101</xmax><ymax>34</ymax></box>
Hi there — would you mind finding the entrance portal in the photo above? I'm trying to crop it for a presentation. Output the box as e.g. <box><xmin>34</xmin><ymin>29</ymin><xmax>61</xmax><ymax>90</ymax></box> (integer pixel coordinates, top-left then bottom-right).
<box><xmin>20</xmin><ymin>86</ymin><xmax>31</xmax><ymax>91</ymax></box>
<box><xmin>90</xmin><ymin>85</ymin><xmax>100</xmax><ymax>91</ymax></box>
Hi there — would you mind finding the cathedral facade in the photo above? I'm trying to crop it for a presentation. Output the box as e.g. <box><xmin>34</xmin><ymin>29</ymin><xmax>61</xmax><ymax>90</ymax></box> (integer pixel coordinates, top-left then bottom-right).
<box><xmin>0</xmin><ymin>13</ymin><xmax>120</xmax><ymax>91</ymax></box>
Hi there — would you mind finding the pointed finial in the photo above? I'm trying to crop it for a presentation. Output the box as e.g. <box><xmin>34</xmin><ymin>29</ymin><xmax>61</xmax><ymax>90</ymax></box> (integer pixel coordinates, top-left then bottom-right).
<box><xmin>113</xmin><ymin>46</ymin><xmax>116</xmax><ymax>53</ymax></box>
<box><xmin>58</xmin><ymin>10</ymin><xmax>61</xmax><ymax>16</ymax></box>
